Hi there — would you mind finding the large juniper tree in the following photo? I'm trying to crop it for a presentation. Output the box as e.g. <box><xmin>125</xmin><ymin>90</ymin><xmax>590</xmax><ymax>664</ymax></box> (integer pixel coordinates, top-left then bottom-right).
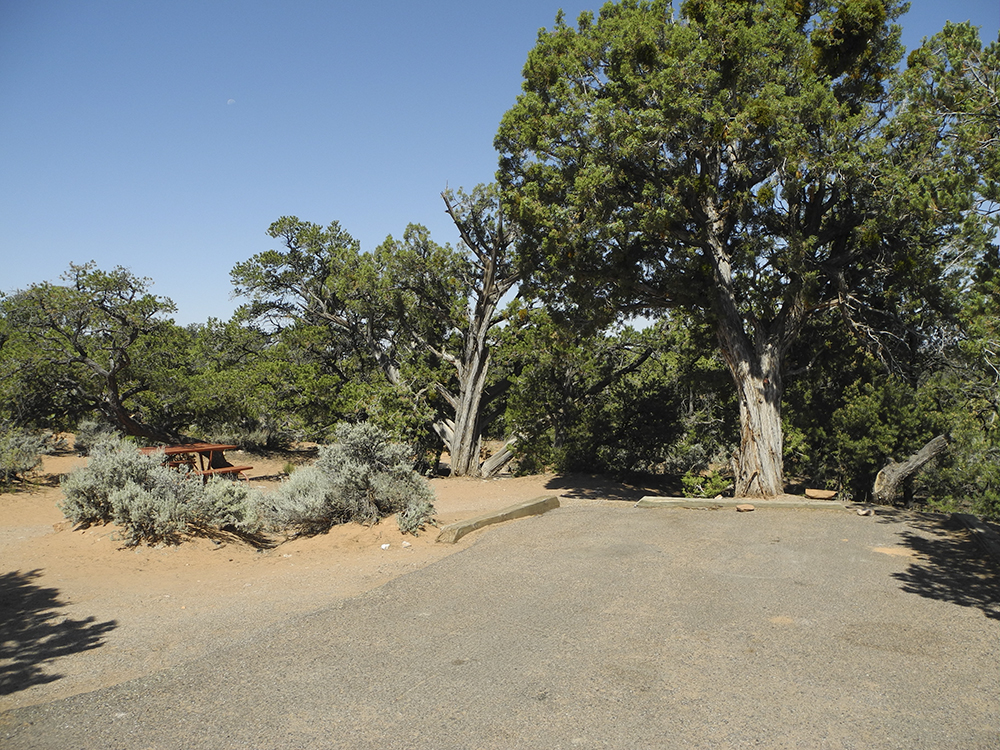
<box><xmin>496</xmin><ymin>0</ymin><xmax>985</xmax><ymax>496</ymax></box>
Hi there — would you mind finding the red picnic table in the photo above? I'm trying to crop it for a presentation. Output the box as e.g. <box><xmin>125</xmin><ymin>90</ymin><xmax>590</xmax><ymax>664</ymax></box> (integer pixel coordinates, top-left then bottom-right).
<box><xmin>140</xmin><ymin>443</ymin><xmax>253</xmax><ymax>481</ymax></box>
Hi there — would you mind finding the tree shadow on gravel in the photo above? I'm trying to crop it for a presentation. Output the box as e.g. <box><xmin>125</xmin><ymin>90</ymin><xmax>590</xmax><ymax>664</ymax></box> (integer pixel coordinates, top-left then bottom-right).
<box><xmin>544</xmin><ymin>472</ymin><xmax>684</xmax><ymax>502</ymax></box>
<box><xmin>889</xmin><ymin>515</ymin><xmax>1000</xmax><ymax>621</ymax></box>
<box><xmin>0</xmin><ymin>570</ymin><xmax>117</xmax><ymax>695</ymax></box>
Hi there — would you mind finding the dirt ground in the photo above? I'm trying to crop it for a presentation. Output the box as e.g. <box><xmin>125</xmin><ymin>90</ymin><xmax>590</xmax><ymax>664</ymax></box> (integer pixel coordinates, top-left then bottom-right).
<box><xmin>0</xmin><ymin>447</ymin><xmax>663</xmax><ymax>712</ymax></box>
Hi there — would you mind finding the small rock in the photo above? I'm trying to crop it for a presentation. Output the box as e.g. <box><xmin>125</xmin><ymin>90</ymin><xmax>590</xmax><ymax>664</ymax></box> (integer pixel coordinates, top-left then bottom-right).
<box><xmin>857</xmin><ymin>508</ymin><xmax>874</xmax><ymax>516</ymax></box>
<box><xmin>381</xmin><ymin>543</ymin><xmax>391</xmax><ymax>550</ymax></box>
<box><xmin>736</xmin><ymin>503</ymin><xmax>755</xmax><ymax>512</ymax></box>
<box><xmin>805</xmin><ymin>488</ymin><xmax>837</xmax><ymax>500</ymax></box>
<box><xmin>401</xmin><ymin>541</ymin><xmax>412</xmax><ymax>548</ymax></box>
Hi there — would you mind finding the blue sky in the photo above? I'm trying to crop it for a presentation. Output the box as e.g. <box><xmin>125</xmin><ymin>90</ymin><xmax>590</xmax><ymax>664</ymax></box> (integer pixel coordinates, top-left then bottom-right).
<box><xmin>2</xmin><ymin>1</ymin><xmax>998</xmax><ymax>325</ymax></box>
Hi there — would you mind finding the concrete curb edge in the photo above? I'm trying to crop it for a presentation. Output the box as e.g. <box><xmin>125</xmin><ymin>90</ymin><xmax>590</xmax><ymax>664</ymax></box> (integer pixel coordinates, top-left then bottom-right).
<box><xmin>436</xmin><ymin>495</ymin><xmax>561</xmax><ymax>544</ymax></box>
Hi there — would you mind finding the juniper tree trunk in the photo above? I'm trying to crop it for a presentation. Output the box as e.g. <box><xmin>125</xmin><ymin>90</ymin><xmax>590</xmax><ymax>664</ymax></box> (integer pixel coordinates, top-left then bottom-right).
<box><xmin>720</xmin><ymin>337</ymin><xmax>786</xmax><ymax>498</ymax></box>
<box><xmin>708</xmin><ymin>209</ymin><xmax>789</xmax><ymax>499</ymax></box>
<box><xmin>99</xmin><ymin>364</ymin><xmax>178</xmax><ymax>444</ymax></box>
<box><xmin>440</xmin><ymin>187</ymin><xmax>520</xmax><ymax>478</ymax></box>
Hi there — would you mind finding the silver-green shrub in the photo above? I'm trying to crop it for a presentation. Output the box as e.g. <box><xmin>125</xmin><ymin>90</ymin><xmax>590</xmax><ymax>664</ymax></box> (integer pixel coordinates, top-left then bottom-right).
<box><xmin>268</xmin><ymin>422</ymin><xmax>436</xmax><ymax>534</ymax></box>
<box><xmin>107</xmin><ymin>474</ymin><xmax>202</xmax><ymax>546</ymax></box>
<box><xmin>60</xmin><ymin>435</ymin><xmax>266</xmax><ymax>546</ymax></box>
<box><xmin>196</xmin><ymin>476</ymin><xmax>266</xmax><ymax>533</ymax></box>
<box><xmin>60</xmin><ymin>435</ymin><xmax>168</xmax><ymax>524</ymax></box>
<box><xmin>72</xmin><ymin>420</ymin><xmax>117</xmax><ymax>456</ymax></box>
<box><xmin>267</xmin><ymin>465</ymin><xmax>347</xmax><ymax>534</ymax></box>
<box><xmin>0</xmin><ymin>423</ymin><xmax>45</xmax><ymax>483</ymax></box>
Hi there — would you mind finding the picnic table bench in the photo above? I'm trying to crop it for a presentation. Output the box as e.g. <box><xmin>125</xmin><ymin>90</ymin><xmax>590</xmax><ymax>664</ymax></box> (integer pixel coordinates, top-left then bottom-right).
<box><xmin>140</xmin><ymin>443</ymin><xmax>253</xmax><ymax>481</ymax></box>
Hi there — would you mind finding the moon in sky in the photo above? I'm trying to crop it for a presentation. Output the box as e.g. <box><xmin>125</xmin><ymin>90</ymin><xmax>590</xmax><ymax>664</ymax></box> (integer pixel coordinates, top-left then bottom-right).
<box><xmin>227</xmin><ymin>98</ymin><xmax>236</xmax><ymax>105</ymax></box>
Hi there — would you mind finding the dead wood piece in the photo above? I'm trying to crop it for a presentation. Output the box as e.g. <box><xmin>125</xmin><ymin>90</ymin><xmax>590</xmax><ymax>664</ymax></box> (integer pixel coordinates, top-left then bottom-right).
<box><xmin>872</xmin><ymin>435</ymin><xmax>948</xmax><ymax>505</ymax></box>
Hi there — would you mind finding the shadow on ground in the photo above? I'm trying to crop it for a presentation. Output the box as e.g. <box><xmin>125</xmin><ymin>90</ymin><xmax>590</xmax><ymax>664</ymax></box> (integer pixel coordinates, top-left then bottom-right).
<box><xmin>544</xmin><ymin>472</ymin><xmax>684</xmax><ymax>502</ymax></box>
<box><xmin>0</xmin><ymin>570</ymin><xmax>117</xmax><ymax>695</ymax></box>
<box><xmin>889</xmin><ymin>514</ymin><xmax>1000</xmax><ymax>621</ymax></box>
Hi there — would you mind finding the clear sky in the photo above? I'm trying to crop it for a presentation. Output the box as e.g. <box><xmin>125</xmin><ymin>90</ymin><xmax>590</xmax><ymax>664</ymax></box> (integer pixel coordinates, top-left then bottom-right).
<box><xmin>2</xmin><ymin>1</ymin><xmax>998</xmax><ymax>325</ymax></box>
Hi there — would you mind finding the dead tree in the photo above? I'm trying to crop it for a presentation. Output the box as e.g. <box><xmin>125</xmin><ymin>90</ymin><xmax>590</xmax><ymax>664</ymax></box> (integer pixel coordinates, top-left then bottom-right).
<box><xmin>872</xmin><ymin>435</ymin><xmax>948</xmax><ymax>505</ymax></box>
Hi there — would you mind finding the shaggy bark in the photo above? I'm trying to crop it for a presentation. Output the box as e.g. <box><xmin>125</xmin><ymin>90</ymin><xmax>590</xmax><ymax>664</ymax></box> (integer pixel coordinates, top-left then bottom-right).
<box><xmin>707</xmin><ymin>198</ymin><xmax>801</xmax><ymax>498</ymax></box>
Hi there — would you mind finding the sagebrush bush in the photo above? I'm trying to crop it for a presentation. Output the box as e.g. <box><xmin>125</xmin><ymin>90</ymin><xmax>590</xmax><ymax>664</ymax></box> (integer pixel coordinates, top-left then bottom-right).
<box><xmin>268</xmin><ymin>422</ymin><xmax>436</xmax><ymax>534</ymax></box>
<box><xmin>108</xmin><ymin>475</ymin><xmax>202</xmax><ymax>546</ymax></box>
<box><xmin>58</xmin><ymin>424</ymin><xmax>433</xmax><ymax>545</ymax></box>
<box><xmin>196</xmin><ymin>477</ymin><xmax>267</xmax><ymax>532</ymax></box>
<box><xmin>266</xmin><ymin>465</ymin><xmax>346</xmax><ymax>534</ymax></box>
<box><xmin>0</xmin><ymin>423</ymin><xmax>45</xmax><ymax>483</ymax></box>
<box><xmin>60</xmin><ymin>435</ymin><xmax>265</xmax><ymax>546</ymax></box>
<box><xmin>60</xmin><ymin>435</ymin><xmax>165</xmax><ymax>524</ymax></box>
<box><xmin>72</xmin><ymin>420</ymin><xmax>117</xmax><ymax>456</ymax></box>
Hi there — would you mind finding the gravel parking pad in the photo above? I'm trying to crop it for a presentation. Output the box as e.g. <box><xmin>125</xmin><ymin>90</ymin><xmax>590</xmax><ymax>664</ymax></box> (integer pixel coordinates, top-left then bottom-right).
<box><xmin>3</xmin><ymin>505</ymin><xmax>997</xmax><ymax>749</ymax></box>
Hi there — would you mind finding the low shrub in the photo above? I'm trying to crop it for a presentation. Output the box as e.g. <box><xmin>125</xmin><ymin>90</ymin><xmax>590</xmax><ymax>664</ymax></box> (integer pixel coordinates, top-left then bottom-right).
<box><xmin>72</xmin><ymin>420</ymin><xmax>117</xmax><ymax>456</ymax></box>
<box><xmin>268</xmin><ymin>421</ymin><xmax>436</xmax><ymax>535</ymax></box>
<box><xmin>60</xmin><ymin>435</ymin><xmax>168</xmax><ymax>525</ymax></box>
<box><xmin>108</xmin><ymin>475</ymin><xmax>202</xmax><ymax>546</ymax></box>
<box><xmin>60</xmin><ymin>435</ymin><xmax>265</xmax><ymax>546</ymax></box>
<box><xmin>59</xmin><ymin>423</ymin><xmax>435</xmax><ymax>546</ymax></box>
<box><xmin>266</xmin><ymin>465</ymin><xmax>346</xmax><ymax>534</ymax></box>
<box><xmin>195</xmin><ymin>477</ymin><xmax>267</xmax><ymax>533</ymax></box>
<box><xmin>681</xmin><ymin>467</ymin><xmax>732</xmax><ymax>498</ymax></box>
<box><xmin>0</xmin><ymin>423</ymin><xmax>45</xmax><ymax>483</ymax></box>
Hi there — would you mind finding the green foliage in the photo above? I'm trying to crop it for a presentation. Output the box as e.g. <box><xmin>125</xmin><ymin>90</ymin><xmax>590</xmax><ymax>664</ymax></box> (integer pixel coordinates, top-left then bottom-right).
<box><xmin>268</xmin><ymin>422</ymin><xmax>436</xmax><ymax>535</ymax></box>
<box><xmin>201</xmin><ymin>425</ymin><xmax>296</xmax><ymax>454</ymax></box>
<box><xmin>827</xmin><ymin>379</ymin><xmax>929</xmax><ymax>500</ymax></box>
<box><xmin>500</xmin><ymin>311</ymin><xmax>735</xmax><ymax>478</ymax></box>
<box><xmin>0</xmin><ymin>263</ymin><xmax>186</xmax><ymax>441</ymax></box>
<box><xmin>231</xmin><ymin>186</ymin><xmax>526</xmax><ymax>476</ymax></box>
<box><xmin>182</xmin><ymin>318</ymin><xmax>343</xmax><ymax>444</ymax></box>
<box><xmin>920</xmin><ymin>417</ymin><xmax>1000</xmax><ymax>520</ymax></box>
<box><xmin>681</xmin><ymin>468</ymin><xmax>731</xmax><ymax>499</ymax></box>
<box><xmin>900</xmin><ymin>22</ymin><xmax>1000</xmax><ymax>227</ymax></box>
<box><xmin>496</xmin><ymin>0</ymin><xmax>989</xmax><ymax>496</ymax></box>
<box><xmin>0</xmin><ymin>423</ymin><xmax>45</xmax><ymax>483</ymax></box>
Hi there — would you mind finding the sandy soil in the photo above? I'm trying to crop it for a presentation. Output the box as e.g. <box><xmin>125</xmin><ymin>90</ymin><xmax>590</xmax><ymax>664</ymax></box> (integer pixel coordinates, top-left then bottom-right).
<box><xmin>0</xmin><ymin>448</ymin><xmax>662</xmax><ymax>712</ymax></box>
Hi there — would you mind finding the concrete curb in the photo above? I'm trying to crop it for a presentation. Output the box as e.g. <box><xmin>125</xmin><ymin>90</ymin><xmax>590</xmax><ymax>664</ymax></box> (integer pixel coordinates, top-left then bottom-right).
<box><xmin>436</xmin><ymin>495</ymin><xmax>561</xmax><ymax>544</ymax></box>
<box><xmin>954</xmin><ymin>513</ymin><xmax>1000</xmax><ymax>566</ymax></box>
<box><xmin>635</xmin><ymin>496</ymin><xmax>848</xmax><ymax>510</ymax></box>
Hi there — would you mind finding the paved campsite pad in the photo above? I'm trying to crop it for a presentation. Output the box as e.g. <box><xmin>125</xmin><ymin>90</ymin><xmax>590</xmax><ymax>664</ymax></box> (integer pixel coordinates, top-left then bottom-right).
<box><xmin>3</xmin><ymin>505</ymin><xmax>998</xmax><ymax>749</ymax></box>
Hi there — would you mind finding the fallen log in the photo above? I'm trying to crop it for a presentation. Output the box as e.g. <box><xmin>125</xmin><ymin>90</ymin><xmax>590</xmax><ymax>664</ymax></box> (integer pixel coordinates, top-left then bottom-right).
<box><xmin>872</xmin><ymin>435</ymin><xmax>948</xmax><ymax>505</ymax></box>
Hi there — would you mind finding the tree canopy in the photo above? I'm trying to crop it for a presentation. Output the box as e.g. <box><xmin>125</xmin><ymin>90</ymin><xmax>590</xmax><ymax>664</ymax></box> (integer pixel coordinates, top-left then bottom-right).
<box><xmin>495</xmin><ymin>0</ymin><xmax>990</xmax><ymax>496</ymax></box>
<box><xmin>1</xmin><ymin>263</ymin><xmax>182</xmax><ymax>441</ymax></box>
